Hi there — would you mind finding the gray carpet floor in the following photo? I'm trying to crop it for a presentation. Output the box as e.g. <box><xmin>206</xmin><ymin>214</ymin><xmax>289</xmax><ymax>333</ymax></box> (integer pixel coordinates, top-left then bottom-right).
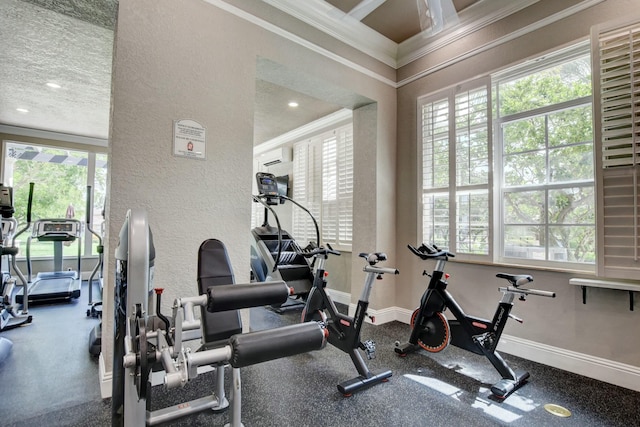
<box><xmin>1</xmin><ymin>283</ymin><xmax>639</xmax><ymax>426</ymax></box>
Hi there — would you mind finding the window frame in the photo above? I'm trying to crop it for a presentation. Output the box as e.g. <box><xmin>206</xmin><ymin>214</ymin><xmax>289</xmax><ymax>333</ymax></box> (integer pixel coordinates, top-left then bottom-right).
<box><xmin>417</xmin><ymin>77</ymin><xmax>493</xmax><ymax>263</ymax></box>
<box><xmin>418</xmin><ymin>42</ymin><xmax>597</xmax><ymax>272</ymax></box>
<box><xmin>493</xmin><ymin>97</ymin><xmax>596</xmax><ymax>271</ymax></box>
<box><xmin>492</xmin><ymin>44</ymin><xmax>595</xmax><ymax>271</ymax></box>
<box><xmin>1</xmin><ymin>139</ymin><xmax>108</xmax><ymax>259</ymax></box>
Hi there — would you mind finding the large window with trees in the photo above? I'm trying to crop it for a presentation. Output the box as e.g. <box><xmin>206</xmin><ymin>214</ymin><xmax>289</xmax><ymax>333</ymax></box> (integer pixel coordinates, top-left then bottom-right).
<box><xmin>494</xmin><ymin>45</ymin><xmax>594</xmax><ymax>268</ymax></box>
<box><xmin>2</xmin><ymin>141</ymin><xmax>107</xmax><ymax>258</ymax></box>
<box><xmin>420</xmin><ymin>42</ymin><xmax>595</xmax><ymax>270</ymax></box>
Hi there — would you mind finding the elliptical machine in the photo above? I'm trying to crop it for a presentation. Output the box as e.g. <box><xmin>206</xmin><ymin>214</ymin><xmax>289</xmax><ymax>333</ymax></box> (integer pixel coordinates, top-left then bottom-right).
<box><xmin>0</xmin><ymin>183</ymin><xmax>32</xmax><ymax>331</ymax></box>
<box><xmin>86</xmin><ymin>185</ymin><xmax>104</xmax><ymax>357</ymax></box>
<box><xmin>86</xmin><ymin>185</ymin><xmax>104</xmax><ymax>318</ymax></box>
<box><xmin>394</xmin><ymin>243</ymin><xmax>556</xmax><ymax>398</ymax></box>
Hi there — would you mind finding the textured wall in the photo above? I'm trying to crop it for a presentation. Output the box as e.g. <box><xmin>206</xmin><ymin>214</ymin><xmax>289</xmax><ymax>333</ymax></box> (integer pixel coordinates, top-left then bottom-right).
<box><xmin>104</xmin><ymin>0</ymin><xmax>396</xmax><ymax>377</ymax></box>
<box><xmin>395</xmin><ymin>0</ymin><xmax>640</xmax><ymax>366</ymax></box>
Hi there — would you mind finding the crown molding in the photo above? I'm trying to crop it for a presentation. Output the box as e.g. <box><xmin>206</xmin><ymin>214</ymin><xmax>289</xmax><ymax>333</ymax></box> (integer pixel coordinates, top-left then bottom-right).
<box><xmin>211</xmin><ymin>0</ymin><xmax>606</xmax><ymax>87</ymax></box>
<box><xmin>205</xmin><ymin>0</ymin><xmax>396</xmax><ymax>87</ymax></box>
<box><xmin>397</xmin><ymin>0</ymin><xmax>540</xmax><ymax>68</ymax></box>
<box><xmin>262</xmin><ymin>0</ymin><xmax>398</xmax><ymax>68</ymax></box>
<box><xmin>254</xmin><ymin>108</ymin><xmax>352</xmax><ymax>156</ymax></box>
<box><xmin>397</xmin><ymin>0</ymin><xmax>606</xmax><ymax>87</ymax></box>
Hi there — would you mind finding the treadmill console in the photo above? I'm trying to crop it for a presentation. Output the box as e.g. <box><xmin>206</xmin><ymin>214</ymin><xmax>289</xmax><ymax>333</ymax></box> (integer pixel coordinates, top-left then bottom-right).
<box><xmin>33</xmin><ymin>219</ymin><xmax>82</xmax><ymax>241</ymax></box>
<box><xmin>43</xmin><ymin>223</ymin><xmax>74</xmax><ymax>232</ymax></box>
<box><xmin>256</xmin><ymin>172</ymin><xmax>280</xmax><ymax>205</ymax></box>
<box><xmin>257</xmin><ymin>172</ymin><xmax>279</xmax><ymax>196</ymax></box>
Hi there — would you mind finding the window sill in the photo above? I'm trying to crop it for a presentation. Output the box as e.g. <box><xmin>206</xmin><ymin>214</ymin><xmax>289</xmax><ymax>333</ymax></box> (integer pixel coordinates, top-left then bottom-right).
<box><xmin>449</xmin><ymin>257</ymin><xmax>595</xmax><ymax>276</ymax></box>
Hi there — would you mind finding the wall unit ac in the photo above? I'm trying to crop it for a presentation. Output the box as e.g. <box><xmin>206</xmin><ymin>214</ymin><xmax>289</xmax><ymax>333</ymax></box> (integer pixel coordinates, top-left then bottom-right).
<box><xmin>259</xmin><ymin>147</ymin><xmax>292</xmax><ymax>166</ymax></box>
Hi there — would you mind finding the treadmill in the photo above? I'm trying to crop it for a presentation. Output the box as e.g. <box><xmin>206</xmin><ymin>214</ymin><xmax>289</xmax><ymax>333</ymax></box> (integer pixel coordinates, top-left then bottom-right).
<box><xmin>16</xmin><ymin>183</ymin><xmax>82</xmax><ymax>304</ymax></box>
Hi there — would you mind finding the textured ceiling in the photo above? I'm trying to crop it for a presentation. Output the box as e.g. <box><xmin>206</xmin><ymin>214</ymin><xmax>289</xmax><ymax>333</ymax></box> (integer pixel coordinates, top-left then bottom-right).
<box><xmin>0</xmin><ymin>0</ymin><xmax>115</xmax><ymax>140</ymax></box>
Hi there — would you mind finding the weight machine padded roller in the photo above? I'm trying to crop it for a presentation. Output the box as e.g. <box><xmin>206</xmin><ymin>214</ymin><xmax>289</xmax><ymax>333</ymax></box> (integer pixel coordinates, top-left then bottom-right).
<box><xmin>207</xmin><ymin>282</ymin><xmax>290</xmax><ymax>312</ymax></box>
<box><xmin>229</xmin><ymin>322</ymin><xmax>326</xmax><ymax>368</ymax></box>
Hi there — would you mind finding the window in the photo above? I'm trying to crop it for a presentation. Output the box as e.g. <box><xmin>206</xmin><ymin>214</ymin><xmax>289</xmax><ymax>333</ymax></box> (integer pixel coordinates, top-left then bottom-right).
<box><xmin>2</xmin><ymin>141</ymin><xmax>108</xmax><ymax>258</ymax></box>
<box><xmin>420</xmin><ymin>80</ymin><xmax>491</xmax><ymax>259</ymax></box>
<box><xmin>419</xmin><ymin>43</ymin><xmax>595</xmax><ymax>270</ymax></box>
<box><xmin>495</xmin><ymin>47</ymin><xmax>594</xmax><ymax>268</ymax></box>
<box><xmin>293</xmin><ymin>124</ymin><xmax>353</xmax><ymax>250</ymax></box>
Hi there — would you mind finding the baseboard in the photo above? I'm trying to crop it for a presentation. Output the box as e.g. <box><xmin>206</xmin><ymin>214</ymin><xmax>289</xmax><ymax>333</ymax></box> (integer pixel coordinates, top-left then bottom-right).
<box><xmin>367</xmin><ymin>306</ymin><xmax>640</xmax><ymax>393</ymax></box>
<box><xmin>99</xmin><ymin>352</ymin><xmax>112</xmax><ymax>398</ymax></box>
<box><xmin>497</xmin><ymin>334</ymin><xmax>640</xmax><ymax>393</ymax></box>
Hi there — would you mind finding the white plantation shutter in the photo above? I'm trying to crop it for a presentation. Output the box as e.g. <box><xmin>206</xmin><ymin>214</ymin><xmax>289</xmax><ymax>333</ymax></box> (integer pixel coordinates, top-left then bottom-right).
<box><xmin>599</xmin><ymin>167</ymin><xmax>639</xmax><ymax>278</ymax></box>
<box><xmin>420</xmin><ymin>97</ymin><xmax>450</xmax><ymax>248</ymax></box>
<box><xmin>454</xmin><ymin>87</ymin><xmax>490</xmax><ymax>255</ymax></box>
<box><xmin>292</xmin><ymin>123</ymin><xmax>353</xmax><ymax>249</ymax></box>
<box><xmin>322</xmin><ymin>135</ymin><xmax>338</xmax><ymax>244</ymax></box>
<box><xmin>419</xmin><ymin>79</ymin><xmax>490</xmax><ymax>257</ymax></box>
<box><xmin>337</xmin><ymin>127</ymin><xmax>354</xmax><ymax>245</ymax></box>
<box><xmin>292</xmin><ymin>142</ymin><xmax>308</xmax><ymax>241</ymax></box>
<box><xmin>595</xmin><ymin>24</ymin><xmax>640</xmax><ymax>168</ymax></box>
<box><xmin>593</xmin><ymin>19</ymin><xmax>640</xmax><ymax>278</ymax></box>
<box><xmin>308</xmin><ymin>140</ymin><xmax>323</xmax><ymax>244</ymax></box>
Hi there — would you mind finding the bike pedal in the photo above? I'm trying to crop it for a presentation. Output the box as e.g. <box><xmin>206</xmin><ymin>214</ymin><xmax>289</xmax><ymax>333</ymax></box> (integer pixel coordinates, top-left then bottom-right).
<box><xmin>362</xmin><ymin>339</ymin><xmax>376</xmax><ymax>359</ymax></box>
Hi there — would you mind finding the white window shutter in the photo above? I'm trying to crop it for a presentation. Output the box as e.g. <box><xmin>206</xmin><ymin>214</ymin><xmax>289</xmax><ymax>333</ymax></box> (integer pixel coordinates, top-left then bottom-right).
<box><xmin>292</xmin><ymin>141</ymin><xmax>310</xmax><ymax>243</ymax></box>
<box><xmin>292</xmin><ymin>124</ymin><xmax>353</xmax><ymax>250</ymax></box>
<box><xmin>596</xmin><ymin>24</ymin><xmax>640</xmax><ymax>168</ymax></box>
<box><xmin>338</xmin><ymin>127</ymin><xmax>353</xmax><ymax>246</ymax></box>
<box><xmin>593</xmin><ymin>19</ymin><xmax>640</xmax><ymax>278</ymax></box>
<box><xmin>322</xmin><ymin>135</ymin><xmax>338</xmax><ymax>245</ymax></box>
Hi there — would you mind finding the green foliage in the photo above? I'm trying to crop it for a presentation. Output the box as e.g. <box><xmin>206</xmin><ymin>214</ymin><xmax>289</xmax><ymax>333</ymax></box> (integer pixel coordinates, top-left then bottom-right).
<box><xmin>6</xmin><ymin>145</ymin><xmax>108</xmax><ymax>258</ymax></box>
<box><xmin>497</xmin><ymin>55</ymin><xmax>595</xmax><ymax>263</ymax></box>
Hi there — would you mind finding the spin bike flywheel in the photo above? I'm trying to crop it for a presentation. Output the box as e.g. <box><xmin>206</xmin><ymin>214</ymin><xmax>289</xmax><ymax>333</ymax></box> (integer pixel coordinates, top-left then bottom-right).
<box><xmin>410</xmin><ymin>308</ymin><xmax>450</xmax><ymax>353</ymax></box>
<box><xmin>131</xmin><ymin>305</ymin><xmax>151</xmax><ymax>399</ymax></box>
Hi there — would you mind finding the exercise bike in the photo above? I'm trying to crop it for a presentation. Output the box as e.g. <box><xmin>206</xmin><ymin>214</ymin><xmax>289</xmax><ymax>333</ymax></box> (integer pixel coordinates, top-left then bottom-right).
<box><xmin>394</xmin><ymin>243</ymin><xmax>555</xmax><ymax>399</ymax></box>
<box><xmin>300</xmin><ymin>244</ymin><xmax>398</xmax><ymax>396</ymax></box>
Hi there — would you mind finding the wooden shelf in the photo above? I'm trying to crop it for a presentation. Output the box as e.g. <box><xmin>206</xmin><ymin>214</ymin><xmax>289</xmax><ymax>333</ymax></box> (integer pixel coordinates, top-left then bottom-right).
<box><xmin>569</xmin><ymin>278</ymin><xmax>640</xmax><ymax>311</ymax></box>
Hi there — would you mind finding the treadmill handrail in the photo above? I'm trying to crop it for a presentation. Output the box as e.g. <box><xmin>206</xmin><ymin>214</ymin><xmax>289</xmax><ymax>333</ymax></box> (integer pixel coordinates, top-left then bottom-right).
<box><xmin>279</xmin><ymin>194</ymin><xmax>320</xmax><ymax>250</ymax></box>
<box><xmin>253</xmin><ymin>195</ymin><xmax>283</xmax><ymax>272</ymax></box>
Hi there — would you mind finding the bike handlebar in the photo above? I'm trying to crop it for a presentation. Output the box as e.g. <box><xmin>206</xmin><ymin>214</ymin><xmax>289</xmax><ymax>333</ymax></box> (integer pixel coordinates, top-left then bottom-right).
<box><xmin>358</xmin><ymin>252</ymin><xmax>399</xmax><ymax>275</ymax></box>
<box><xmin>499</xmin><ymin>286</ymin><xmax>556</xmax><ymax>298</ymax></box>
<box><xmin>408</xmin><ymin>243</ymin><xmax>455</xmax><ymax>260</ymax></box>
<box><xmin>298</xmin><ymin>243</ymin><xmax>341</xmax><ymax>258</ymax></box>
<box><xmin>363</xmin><ymin>265</ymin><xmax>399</xmax><ymax>276</ymax></box>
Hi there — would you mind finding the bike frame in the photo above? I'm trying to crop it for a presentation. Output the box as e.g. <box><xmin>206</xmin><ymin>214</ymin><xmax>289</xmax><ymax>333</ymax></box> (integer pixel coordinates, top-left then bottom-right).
<box><xmin>302</xmin><ymin>250</ymin><xmax>396</xmax><ymax>395</ymax></box>
<box><xmin>396</xmin><ymin>243</ymin><xmax>555</xmax><ymax>398</ymax></box>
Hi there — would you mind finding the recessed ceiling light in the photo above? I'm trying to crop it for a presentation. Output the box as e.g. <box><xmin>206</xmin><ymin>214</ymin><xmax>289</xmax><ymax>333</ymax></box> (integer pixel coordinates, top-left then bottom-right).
<box><xmin>288</xmin><ymin>101</ymin><xmax>299</xmax><ymax>108</ymax></box>
<box><xmin>16</xmin><ymin>108</ymin><xmax>29</xmax><ymax>113</ymax></box>
<box><xmin>46</xmin><ymin>82</ymin><xmax>61</xmax><ymax>89</ymax></box>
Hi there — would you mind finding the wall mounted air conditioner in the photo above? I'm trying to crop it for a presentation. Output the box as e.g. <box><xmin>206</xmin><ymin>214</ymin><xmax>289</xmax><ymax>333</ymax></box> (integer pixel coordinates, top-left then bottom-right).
<box><xmin>259</xmin><ymin>147</ymin><xmax>292</xmax><ymax>166</ymax></box>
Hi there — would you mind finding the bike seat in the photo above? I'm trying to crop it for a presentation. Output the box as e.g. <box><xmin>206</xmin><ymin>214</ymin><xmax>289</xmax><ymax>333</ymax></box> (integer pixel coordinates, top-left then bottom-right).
<box><xmin>496</xmin><ymin>273</ymin><xmax>533</xmax><ymax>287</ymax></box>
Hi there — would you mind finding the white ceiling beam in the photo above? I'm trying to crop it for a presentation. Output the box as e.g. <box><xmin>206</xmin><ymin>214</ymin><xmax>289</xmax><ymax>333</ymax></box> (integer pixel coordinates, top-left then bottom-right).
<box><xmin>348</xmin><ymin>0</ymin><xmax>388</xmax><ymax>21</ymax></box>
